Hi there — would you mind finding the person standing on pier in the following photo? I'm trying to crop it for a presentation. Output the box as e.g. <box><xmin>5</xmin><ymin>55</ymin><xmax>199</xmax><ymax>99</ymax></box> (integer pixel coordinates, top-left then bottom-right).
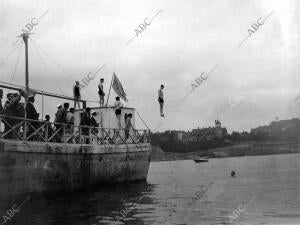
<box><xmin>0</xmin><ymin>89</ymin><xmax>3</xmax><ymax>134</ymax></box>
<box><xmin>57</xmin><ymin>104</ymin><xmax>62</xmax><ymax>110</ymax></box>
<box><xmin>43</xmin><ymin>115</ymin><xmax>53</xmax><ymax>141</ymax></box>
<box><xmin>73</xmin><ymin>81</ymin><xmax>81</xmax><ymax>109</ymax></box>
<box><xmin>98</xmin><ymin>78</ymin><xmax>105</xmax><ymax>107</ymax></box>
<box><xmin>54</xmin><ymin>102</ymin><xmax>69</xmax><ymax>142</ymax></box>
<box><xmin>114</xmin><ymin>96</ymin><xmax>123</xmax><ymax>128</ymax></box>
<box><xmin>125</xmin><ymin>113</ymin><xmax>133</xmax><ymax>140</ymax></box>
<box><xmin>67</xmin><ymin>107</ymin><xmax>75</xmax><ymax>133</ymax></box>
<box><xmin>26</xmin><ymin>95</ymin><xmax>39</xmax><ymax>139</ymax></box>
<box><xmin>81</xmin><ymin>107</ymin><xmax>91</xmax><ymax>144</ymax></box>
<box><xmin>0</xmin><ymin>89</ymin><xmax>3</xmax><ymax>114</ymax></box>
<box><xmin>59</xmin><ymin>103</ymin><xmax>69</xmax><ymax>124</ymax></box>
<box><xmin>26</xmin><ymin>96</ymin><xmax>39</xmax><ymax>119</ymax></box>
<box><xmin>91</xmin><ymin>111</ymin><xmax>99</xmax><ymax>134</ymax></box>
<box><xmin>158</xmin><ymin>84</ymin><xmax>165</xmax><ymax>117</ymax></box>
<box><xmin>2</xmin><ymin>93</ymin><xmax>25</xmax><ymax>139</ymax></box>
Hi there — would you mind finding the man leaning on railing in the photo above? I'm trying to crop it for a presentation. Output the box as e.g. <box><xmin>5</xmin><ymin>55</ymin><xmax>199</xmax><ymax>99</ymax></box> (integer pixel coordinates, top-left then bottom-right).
<box><xmin>0</xmin><ymin>89</ymin><xmax>3</xmax><ymax>135</ymax></box>
<box><xmin>54</xmin><ymin>103</ymin><xmax>69</xmax><ymax>143</ymax></box>
<box><xmin>125</xmin><ymin>113</ymin><xmax>133</xmax><ymax>141</ymax></box>
<box><xmin>66</xmin><ymin>108</ymin><xmax>75</xmax><ymax>134</ymax></box>
<box><xmin>81</xmin><ymin>107</ymin><xmax>91</xmax><ymax>144</ymax></box>
<box><xmin>0</xmin><ymin>89</ymin><xmax>3</xmax><ymax>114</ymax></box>
<box><xmin>2</xmin><ymin>93</ymin><xmax>25</xmax><ymax>139</ymax></box>
<box><xmin>25</xmin><ymin>95</ymin><xmax>39</xmax><ymax>140</ymax></box>
<box><xmin>43</xmin><ymin>115</ymin><xmax>53</xmax><ymax>141</ymax></box>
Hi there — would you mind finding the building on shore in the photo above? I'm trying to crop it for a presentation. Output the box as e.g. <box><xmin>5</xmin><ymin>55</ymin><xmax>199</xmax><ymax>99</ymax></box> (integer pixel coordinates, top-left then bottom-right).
<box><xmin>177</xmin><ymin>120</ymin><xmax>228</xmax><ymax>142</ymax></box>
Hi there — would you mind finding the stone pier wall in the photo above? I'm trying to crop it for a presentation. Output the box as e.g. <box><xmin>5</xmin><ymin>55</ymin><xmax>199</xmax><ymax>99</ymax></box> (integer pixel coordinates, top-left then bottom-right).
<box><xmin>0</xmin><ymin>139</ymin><xmax>151</xmax><ymax>199</ymax></box>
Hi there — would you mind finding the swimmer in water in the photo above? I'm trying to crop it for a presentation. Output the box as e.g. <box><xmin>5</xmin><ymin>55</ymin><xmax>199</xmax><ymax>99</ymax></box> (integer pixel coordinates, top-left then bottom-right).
<box><xmin>231</xmin><ymin>170</ymin><xmax>236</xmax><ymax>177</ymax></box>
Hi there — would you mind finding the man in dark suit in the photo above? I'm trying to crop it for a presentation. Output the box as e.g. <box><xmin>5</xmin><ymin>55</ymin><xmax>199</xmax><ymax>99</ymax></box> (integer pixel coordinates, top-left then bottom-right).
<box><xmin>54</xmin><ymin>103</ymin><xmax>69</xmax><ymax>142</ymax></box>
<box><xmin>2</xmin><ymin>93</ymin><xmax>25</xmax><ymax>139</ymax></box>
<box><xmin>91</xmin><ymin>111</ymin><xmax>99</xmax><ymax>134</ymax></box>
<box><xmin>81</xmin><ymin>107</ymin><xmax>91</xmax><ymax>143</ymax></box>
<box><xmin>25</xmin><ymin>95</ymin><xmax>39</xmax><ymax>139</ymax></box>
<box><xmin>43</xmin><ymin>115</ymin><xmax>53</xmax><ymax>141</ymax></box>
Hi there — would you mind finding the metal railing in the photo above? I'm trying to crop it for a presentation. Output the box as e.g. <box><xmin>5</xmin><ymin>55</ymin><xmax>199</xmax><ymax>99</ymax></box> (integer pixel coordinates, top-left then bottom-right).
<box><xmin>0</xmin><ymin>115</ymin><xmax>150</xmax><ymax>146</ymax></box>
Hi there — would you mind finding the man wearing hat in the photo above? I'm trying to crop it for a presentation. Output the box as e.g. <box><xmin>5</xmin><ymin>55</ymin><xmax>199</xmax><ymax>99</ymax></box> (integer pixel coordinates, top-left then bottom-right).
<box><xmin>2</xmin><ymin>93</ymin><xmax>16</xmax><ymax>138</ymax></box>
<box><xmin>26</xmin><ymin>95</ymin><xmax>39</xmax><ymax>120</ymax></box>
<box><xmin>25</xmin><ymin>95</ymin><xmax>39</xmax><ymax>138</ymax></box>
<box><xmin>54</xmin><ymin>104</ymin><xmax>62</xmax><ymax>121</ymax></box>
<box><xmin>81</xmin><ymin>107</ymin><xmax>91</xmax><ymax>143</ymax></box>
<box><xmin>57</xmin><ymin>104</ymin><xmax>62</xmax><ymax>110</ymax></box>
<box><xmin>43</xmin><ymin>115</ymin><xmax>53</xmax><ymax>140</ymax></box>
<box><xmin>54</xmin><ymin>102</ymin><xmax>69</xmax><ymax>142</ymax></box>
<box><xmin>91</xmin><ymin>111</ymin><xmax>99</xmax><ymax>134</ymax></box>
<box><xmin>67</xmin><ymin>108</ymin><xmax>75</xmax><ymax>134</ymax></box>
<box><xmin>55</xmin><ymin>103</ymin><xmax>69</xmax><ymax>124</ymax></box>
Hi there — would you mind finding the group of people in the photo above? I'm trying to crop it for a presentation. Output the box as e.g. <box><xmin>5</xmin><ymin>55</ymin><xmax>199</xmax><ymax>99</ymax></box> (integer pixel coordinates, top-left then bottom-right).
<box><xmin>73</xmin><ymin>78</ymin><xmax>166</xmax><ymax>118</ymax></box>
<box><xmin>0</xmin><ymin>91</ymin><xmax>46</xmax><ymax>139</ymax></box>
<box><xmin>0</xmin><ymin>75</ymin><xmax>156</xmax><ymax>142</ymax></box>
<box><xmin>0</xmin><ymin>88</ymin><xmax>133</xmax><ymax>143</ymax></box>
<box><xmin>73</xmin><ymin>78</ymin><xmax>134</xmax><ymax>137</ymax></box>
<box><xmin>113</xmin><ymin>95</ymin><xmax>134</xmax><ymax>139</ymax></box>
<box><xmin>0</xmin><ymin>90</ymin><xmax>25</xmax><ymax>139</ymax></box>
<box><xmin>73</xmin><ymin>78</ymin><xmax>105</xmax><ymax>109</ymax></box>
<box><xmin>113</xmin><ymin>96</ymin><xmax>134</xmax><ymax>138</ymax></box>
<box><xmin>0</xmin><ymin>89</ymin><xmax>99</xmax><ymax>141</ymax></box>
<box><xmin>52</xmin><ymin>104</ymin><xmax>99</xmax><ymax>143</ymax></box>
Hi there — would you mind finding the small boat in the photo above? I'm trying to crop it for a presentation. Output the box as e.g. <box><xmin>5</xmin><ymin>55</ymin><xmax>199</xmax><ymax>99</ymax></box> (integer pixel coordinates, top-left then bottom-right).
<box><xmin>194</xmin><ymin>156</ymin><xmax>209</xmax><ymax>163</ymax></box>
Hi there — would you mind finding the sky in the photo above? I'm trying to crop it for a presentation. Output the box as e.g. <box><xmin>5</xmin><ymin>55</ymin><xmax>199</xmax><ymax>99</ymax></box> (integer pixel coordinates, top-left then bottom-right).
<box><xmin>0</xmin><ymin>0</ymin><xmax>299</xmax><ymax>133</ymax></box>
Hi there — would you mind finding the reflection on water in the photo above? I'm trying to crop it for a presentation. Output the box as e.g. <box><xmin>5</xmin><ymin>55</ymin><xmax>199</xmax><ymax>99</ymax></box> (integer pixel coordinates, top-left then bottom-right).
<box><xmin>0</xmin><ymin>153</ymin><xmax>300</xmax><ymax>225</ymax></box>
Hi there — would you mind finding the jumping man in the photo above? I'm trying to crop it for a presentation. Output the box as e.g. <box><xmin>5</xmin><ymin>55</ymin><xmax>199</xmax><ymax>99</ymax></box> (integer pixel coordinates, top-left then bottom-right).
<box><xmin>158</xmin><ymin>84</ymin><xmax>165</xmax><ymax>117</ymax></box>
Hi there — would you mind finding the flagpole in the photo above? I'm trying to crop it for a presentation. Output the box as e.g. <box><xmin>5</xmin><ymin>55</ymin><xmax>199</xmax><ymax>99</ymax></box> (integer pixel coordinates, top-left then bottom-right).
<box><xmin>105</xmin><ymin>73</ymin><xmax>113</xmax><ymax>107</ymax></box>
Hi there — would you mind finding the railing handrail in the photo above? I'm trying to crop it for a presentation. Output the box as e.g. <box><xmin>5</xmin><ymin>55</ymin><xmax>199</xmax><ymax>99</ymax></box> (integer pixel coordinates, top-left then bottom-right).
<box><xmin>0</xmin><ymin>114</ymin><xmax>151</xmax><ymax>146</ymax></box>
<box><xmin>0</xmin><ymin>114</ymin><xmax>150</xmax><ymax>132</ymax></box>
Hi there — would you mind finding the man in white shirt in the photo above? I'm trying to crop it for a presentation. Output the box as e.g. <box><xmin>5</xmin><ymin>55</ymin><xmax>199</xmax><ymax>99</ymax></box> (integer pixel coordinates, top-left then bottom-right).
<box><xmin>66</xmin><ymin>108</ymin><xmax>75</xmax><ymax>133</ymax></box>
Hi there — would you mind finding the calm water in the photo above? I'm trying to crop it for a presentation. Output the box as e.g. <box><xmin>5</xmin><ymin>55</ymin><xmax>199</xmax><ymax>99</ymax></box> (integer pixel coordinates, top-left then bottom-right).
<box><xmin>1</xmin><ymin>154</ymin><xmax>300</xmax><ymax>225</ymax></box>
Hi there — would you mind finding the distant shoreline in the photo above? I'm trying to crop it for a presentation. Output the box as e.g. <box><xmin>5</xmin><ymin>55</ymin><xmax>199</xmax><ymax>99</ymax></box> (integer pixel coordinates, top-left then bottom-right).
<box><xmin>150</xmin><ymin>141</ymin><xmax>300</xmax><ymax>162</ymax></box>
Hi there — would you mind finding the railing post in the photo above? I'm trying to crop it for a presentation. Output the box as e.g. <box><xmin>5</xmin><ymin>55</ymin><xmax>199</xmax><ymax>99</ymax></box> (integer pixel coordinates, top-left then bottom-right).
<box><xmin>1</xmin><ymin>116</ymin><xmax>152</xmax><ymax>146</ymax></box>
<box><xmin>79</xmin><ymin>126</ymin><xmax>82</xmax><ymax>144</ymax></box>
<box><xmin>62</xmin><ymin>124</ymin><xmax>65</xmax><ymax>143</ymax></box>
<box><xmin>148</xmin><ymin>130</ymin><xmax>150</xmax><ymax>143</ymax></box>
<box><xmin>88</xmin><ymin>126</ymin><xmax>91</xmax><ymax>144</ymax></box>
<box><xmin>45</xmin><ymin>123</ymin><xmax>48</xmax><ymax>142</ymax></box>
<box><xmin>23</xmin><ymin>120</ymin><xmax>27</xmax><ymax>140</ymax></box>
<box><xmin>113</xmin><ymin>129</ymin><xmax>115</xmax><ymax>144</ymax></box>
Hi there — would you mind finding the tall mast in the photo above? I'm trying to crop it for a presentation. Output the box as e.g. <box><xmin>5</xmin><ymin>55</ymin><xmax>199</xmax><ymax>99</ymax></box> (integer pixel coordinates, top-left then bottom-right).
<box><xmin>22</xmin><ymin>33</ymin><xmax>30</xmax><ymax>99</ymax></box>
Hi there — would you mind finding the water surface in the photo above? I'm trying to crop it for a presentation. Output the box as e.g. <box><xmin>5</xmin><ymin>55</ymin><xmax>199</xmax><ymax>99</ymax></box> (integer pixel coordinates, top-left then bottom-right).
<box><xmin>1</xmin><ymin>153</ymin><xmax>300</xmax><ymax>225</ymax></box>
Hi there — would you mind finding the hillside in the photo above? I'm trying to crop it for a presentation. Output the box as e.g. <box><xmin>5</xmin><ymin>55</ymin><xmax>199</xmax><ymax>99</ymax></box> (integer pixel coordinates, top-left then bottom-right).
<box><xmin>151</xmin><ymin>118</ymin><xmax>300</xmax><ymax>153</ymax></box>
<box><xmin>150</xmin><ymin>142</ymin><xmax>300</xmax><ymax>162</ymax></box>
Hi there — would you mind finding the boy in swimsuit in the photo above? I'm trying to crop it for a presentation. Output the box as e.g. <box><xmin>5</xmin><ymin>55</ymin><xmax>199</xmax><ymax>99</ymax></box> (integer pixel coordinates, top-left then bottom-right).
<box><xmin>114</xmin><ymin>96</ymin><xmax>123</xmax><ymax>128</ymax></box>
<box><xmin>98</xmin><ymin>78</ymin><xmax>105</xmax><ymax>107</ymax></box>
<box><xmin>158</xmin><ymin>84</ymin><xmax>165</xmax><ymax>117</ymax></box>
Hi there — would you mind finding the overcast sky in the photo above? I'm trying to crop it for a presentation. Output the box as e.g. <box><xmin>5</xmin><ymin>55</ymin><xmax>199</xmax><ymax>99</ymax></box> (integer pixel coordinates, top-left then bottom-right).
<box><xmin>0</xmin><ymin>0</ymin><xmax>299</xmax><ymax>132</ymax></box>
